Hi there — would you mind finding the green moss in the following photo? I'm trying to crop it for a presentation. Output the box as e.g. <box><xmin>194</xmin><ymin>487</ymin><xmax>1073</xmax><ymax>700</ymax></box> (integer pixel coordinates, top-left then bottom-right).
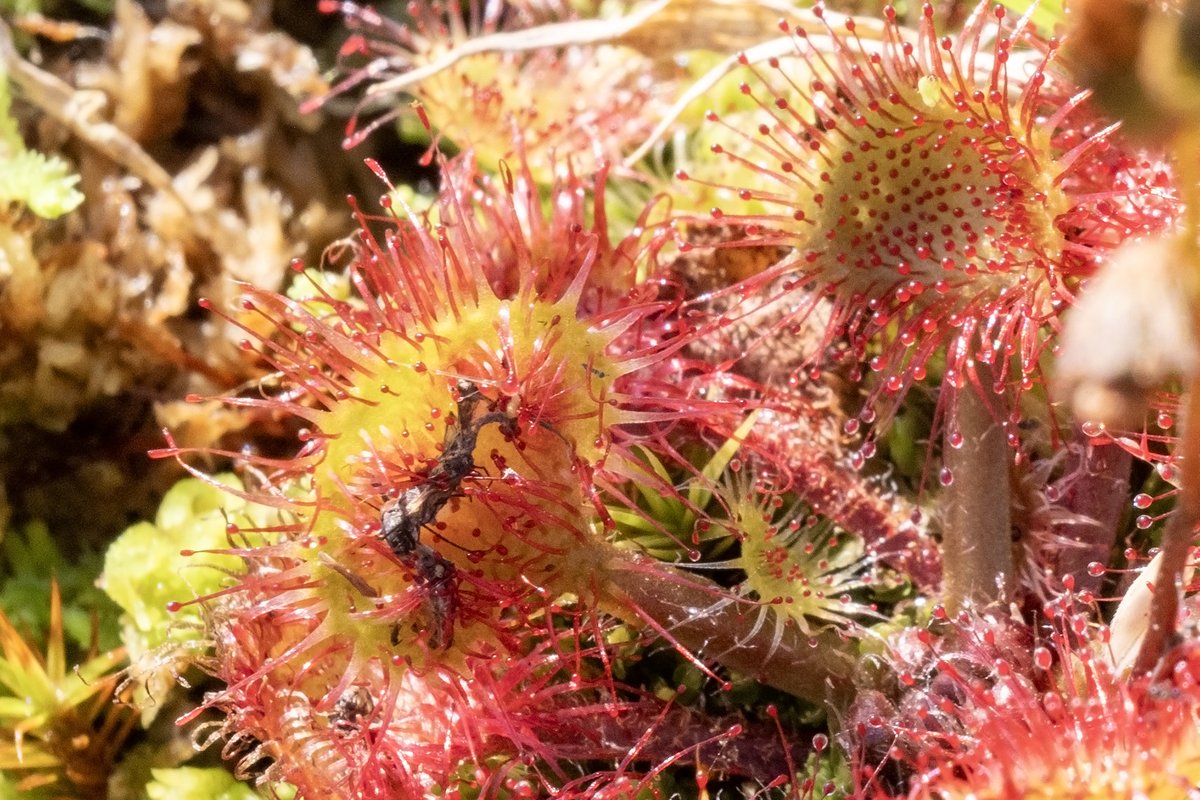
<box><xmin>0</xmin><ymin>149</ymin><xmax>84</xmax><ymax>219</ymax></box>
<box><xmin>145</xmin><ymin>767</ymin><xmax>259</xmax><ymax>800</ymax></box>
<box><xmin>0</xmin><ymin>72</ymin><xmax>83</xmax><ymax>219</ymax></box>
<box><xmin>996</xmin><ymin>0</ymin><xmax>1066</xmax><ymax>36</ymax></box>
<box><xmin>0</xmin><ymin>520</ymin><xmax>120</xmax><ymax>653</ymax></box>
<box><xmin>101</xmin><ymin>474</ymin><xmax>269</xmax><ymax>657</ymax></box>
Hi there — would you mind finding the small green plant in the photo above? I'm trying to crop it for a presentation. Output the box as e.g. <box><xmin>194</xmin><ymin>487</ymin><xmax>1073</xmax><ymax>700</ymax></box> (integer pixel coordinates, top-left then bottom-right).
<box><xmin>0</xmin><ymin>71</ymin><xmax>82</xmax><ymax>220</ymax></box>
<box><xmin>144</xmin><ymin>767</ymin><xmax>262</xmax><ymax>800</ymax></box>
<box><xmin>0</xmin><ymin>581</ymin><xmax>133</xmax><ymax>798</ymax></box>
<box><xmin>0</xmin><ymin>521</ymin><xmax>119</xmax><ymax>653</ymax></box>
<box><xmin>100</xmin><ymin>474</ymin><xmax>275</xmax><ymax>718</ymax></box>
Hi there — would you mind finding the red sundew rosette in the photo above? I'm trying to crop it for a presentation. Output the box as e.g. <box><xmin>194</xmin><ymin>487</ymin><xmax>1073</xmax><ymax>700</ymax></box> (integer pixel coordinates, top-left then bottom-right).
<box><xmin>890</xmin><ymin>605</ymin><xmax>1200</xmax><ymax>798</ymax></box>
<box><xmin>678</xmin><ymin>1</ymin><xmax>1177</xmax><ymax>450</ymax></box>
<box><xmin>188</xmin><ymin>599</ymin><xmax>676</xmax><ymax>797</ymax></box>
<box><xmin>308</xmin><ymin>0</ymin><xmax>663</xmax><ymax>179</ymax></box>
<box><xmin>154</xmin><ymin>152</ymin><xmax>762</xmax><ymax>793</ymax></box>
<box><xmin>165</xmin><ymin>154</ymin><xmax>698</xmax><ymax>658</ymax></box>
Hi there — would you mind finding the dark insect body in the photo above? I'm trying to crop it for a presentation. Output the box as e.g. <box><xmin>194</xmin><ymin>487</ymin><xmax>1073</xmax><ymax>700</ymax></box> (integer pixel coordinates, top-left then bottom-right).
<box><xmin>329</xmin><ymin>685</ymin><xmax>375</xmax><ymax>736</ymax></box>
<box><xmin>380</xmin><ymin>380</ymin><xmax>515</xmax><ymax>649</ymax></box>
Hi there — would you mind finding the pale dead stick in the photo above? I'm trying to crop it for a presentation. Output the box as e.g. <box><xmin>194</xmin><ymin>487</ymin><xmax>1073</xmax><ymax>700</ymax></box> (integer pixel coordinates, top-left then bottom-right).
<box><xmin>358</xmin><ymin>0</ymin><xmax>886</xmax><ymax>161</ymax></box>
<box><xmin>623</xmin><ymin>2</ymin><xmax>1041</xmax><ymax>170</ymax></box>
<box><xmin>365</xmin><ymin>0</ymin><xmax>806</xmax><ymax>98</ymax></box>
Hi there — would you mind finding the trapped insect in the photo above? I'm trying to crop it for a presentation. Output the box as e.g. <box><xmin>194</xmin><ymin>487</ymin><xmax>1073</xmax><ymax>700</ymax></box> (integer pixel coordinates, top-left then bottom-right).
<box><xmin>379</xmin><ymin>379</ymin><xmax>515</xmax><ymax>648</ymax></box>
<box><xmin>329</xmin><ymin>685</ymin><xmax>376</xmax><ymax>736</ymax></box>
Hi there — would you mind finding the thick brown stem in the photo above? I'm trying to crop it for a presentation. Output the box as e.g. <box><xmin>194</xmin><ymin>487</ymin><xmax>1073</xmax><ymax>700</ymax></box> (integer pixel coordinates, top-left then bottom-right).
<box><xmin>1128</xmin><ymin>130</ymin><xmax>1200</xmax><ymax>671</ymax></box>
<box><xmin>941</xmin><ymin>379</ymin><xmax>1013</xmax><ymax>613</ymax></box>
<box><xmin>1133</xmin><ymin>385</ymin><xmax>1200</xmax><ymax>673</ymax></box>
<box><xmin>600</xmin><ymin>556</ymin><xmax>856</xmax><ymax>705</ymax></box>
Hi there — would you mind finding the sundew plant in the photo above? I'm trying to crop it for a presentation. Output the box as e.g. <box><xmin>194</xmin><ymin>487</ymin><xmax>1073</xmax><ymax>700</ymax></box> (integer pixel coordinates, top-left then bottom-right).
<box><xmin>3</xmin><ymin>0</ymin><xmax>1200</xmax><ymax>798</ymax></box>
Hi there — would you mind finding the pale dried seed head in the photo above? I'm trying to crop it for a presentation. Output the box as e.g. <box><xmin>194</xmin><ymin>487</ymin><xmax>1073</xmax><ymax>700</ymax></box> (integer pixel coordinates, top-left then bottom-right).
<box><xmin>1057</xmin><ymin>235</ymin><xmax>1198</xmax><ymax>429</ymax></box>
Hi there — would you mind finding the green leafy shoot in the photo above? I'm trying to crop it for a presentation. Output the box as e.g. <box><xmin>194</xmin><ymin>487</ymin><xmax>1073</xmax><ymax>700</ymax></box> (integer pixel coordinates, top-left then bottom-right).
<box><xmin>0</xmin><ymin>521</ymin><xmax>121</xmax><ymax>654</ymax></box>
<box><xmin>0</xmin><ymin>581</ymin><xmax>133</xmax><ymax>798</ymax></box>
<box><xmin>0</xmin><ymin>71</ymin><xmax>83</xmax><ymax>219</ymax></box>
<box><xmin>101</xmin><ymin>473</ymin><xmax>271</xmax><ymax>658</ymax></box>
<box><xmin>609</xmin><ymin>413</ymin><xmax>758</xmax><ymax>561</ymax></box>
<box><xmin>996</xmin><ymin>0</ymin><xmax>1066</xmax><ymax>37</ymax></box>
<box><xmin>144</xmin><ymin>767</ymin><xmax>260</xmax><ymax>800</ymax></box>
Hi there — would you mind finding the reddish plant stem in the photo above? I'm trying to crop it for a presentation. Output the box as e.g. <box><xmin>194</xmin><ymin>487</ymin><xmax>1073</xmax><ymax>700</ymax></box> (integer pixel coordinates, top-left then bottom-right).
<box><xmin>776</xmin><ymin>435</ymin><xmax>940</xmax><ymax>591</ymax></box>
<box><xmin>600</xmin><ymin>555</ymin><xmax>856</xmax><ymax>705</ymax></box>
<box><xmin>539</xmin><ymin>706</ymin><xmax>810</xmax><ymax>780</ymax></box>
<box><xmin>941</xmin><ymin>377</ymin><xmax>1013</xmax><ymax>613</ymax></box>
<box><xmin>1133</xmin><ymin>383</ymin><xmax>1200</xmax><ymax>673</ymax></box>
<box><xmin>1134</xmin><ymin>133</ymin><xmax>1200</xmax><ymax>672</ymax></box>
<box><xmin>1049</xmin><ymin>435</ymin><xmax>1131</xmax><ymax>595</ymax></box>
